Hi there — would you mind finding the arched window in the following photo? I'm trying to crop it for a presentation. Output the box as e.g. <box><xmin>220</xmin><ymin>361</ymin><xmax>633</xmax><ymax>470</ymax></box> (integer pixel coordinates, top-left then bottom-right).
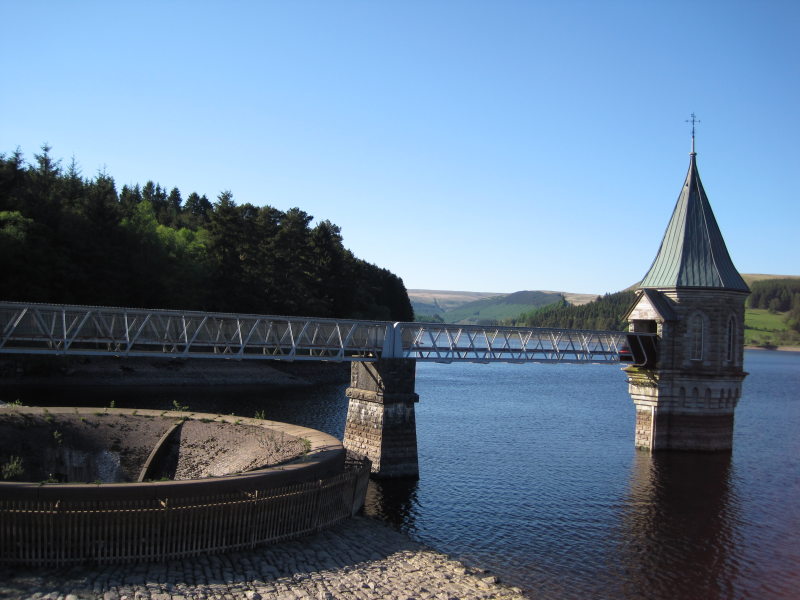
<box><xmin>726</xmin><ymin>316</ymin><xmax>736</xmax><ymax>362</ymax></box>
<box><xmin>689</xmin><ymin>313</ymin><xmax>704</xmax><ymax>360</ymax></box>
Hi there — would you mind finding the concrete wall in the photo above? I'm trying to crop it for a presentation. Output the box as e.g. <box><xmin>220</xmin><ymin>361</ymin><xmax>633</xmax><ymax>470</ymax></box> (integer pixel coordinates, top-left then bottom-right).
<box><xmin>0</xmin><ymin>407</ymin><xmax>345</xmax><ymax>500</ymax></box>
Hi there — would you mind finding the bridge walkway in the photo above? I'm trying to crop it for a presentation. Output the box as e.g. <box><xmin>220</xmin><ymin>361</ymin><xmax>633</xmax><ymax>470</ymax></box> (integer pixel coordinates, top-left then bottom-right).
<box><xmin>0</xmin><ymin>302</ymin><xmax>654</xmax><ymax>366</ymax></box>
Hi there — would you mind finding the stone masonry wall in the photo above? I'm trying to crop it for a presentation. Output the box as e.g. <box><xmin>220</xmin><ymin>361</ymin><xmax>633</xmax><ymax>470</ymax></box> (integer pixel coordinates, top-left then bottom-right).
<box><xmin>343</xmin><ymin>397</ymin><xmax>385</xmax><ymax>469</ymax></box>
<box><xmin>627</xmin><ymin>288</ymin><xmax>748</xmax><ymax>451</ymax></box>
<box><xmin>635</xmin><ymin>406</ymin><xmax>653</xmax><ymax>450</ymax></box>
<box><xmin>343</xmin><ymin>359</ymin><xmax>419</xmax><ymax>479</ymax></box>
<box><xmin>658</xmin><ymin>289</ymin><xmax>747</xmax><ymax>372</ymax></box>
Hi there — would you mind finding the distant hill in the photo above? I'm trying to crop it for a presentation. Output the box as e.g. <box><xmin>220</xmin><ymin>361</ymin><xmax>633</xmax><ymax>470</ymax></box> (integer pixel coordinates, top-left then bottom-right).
<box><xmin>741</xmin><ymin>273</ymin><xmax>800</xmax><ymax>286</ymax></box>
<box><xmin>509</xmin><ymin>290</ymin><xmax>636</xmax><ymax>331</ymax></box>
<box><xmin>441</xmin><ymin>291</ymin><xmax>564</xmax><ymax>325</ymax></box>
<box><xmin>408</xmin><ymin>289</ymin><xmax>500</xmax><ymax>319</ymax></box>
<box><xmin>408</xmin><ymin>289</ymin><xmax>594</xmax><ymax>325</ymax></box>
<box><xmin>624</xmin><ymin>273</ymin><xmax>800</xmax><ymax>291</ymax></box>
<box><xmin>410</xmin><ymin>274</ymin><xmax>800</xmax><ymax>340</ymax></box>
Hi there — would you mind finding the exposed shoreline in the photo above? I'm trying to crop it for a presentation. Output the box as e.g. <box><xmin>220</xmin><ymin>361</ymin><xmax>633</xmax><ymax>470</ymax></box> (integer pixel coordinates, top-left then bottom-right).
<box><xmin>0</xmin><ymin>356</ymin><xmax>351</xmax><ymax>389</ymax></box>
<box><xmin>744</xmin><ymin>344</ymin><xmax>800</xmax><ymax>352</ymax></box>
<box><xmin>3</xmin><ymin>344</ymin><xmax>797</xmax><ymax>390</ymax></box>
<box><xmin>0</xmin><ymin>516</ymin><xmax>528</xmax><ymax>600</ymax></box>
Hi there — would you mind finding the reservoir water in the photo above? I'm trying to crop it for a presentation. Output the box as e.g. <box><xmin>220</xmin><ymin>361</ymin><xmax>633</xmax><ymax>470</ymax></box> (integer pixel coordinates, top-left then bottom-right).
<box><xmin>4</xmin><ymin>349</ymin><xmax>798</xmax><ymax>599</ymax></box>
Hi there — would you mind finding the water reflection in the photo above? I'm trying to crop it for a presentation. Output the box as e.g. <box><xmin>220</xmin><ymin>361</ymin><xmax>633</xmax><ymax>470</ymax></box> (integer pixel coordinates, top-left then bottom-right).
<box><xmin>364</xmin><ymin>478</ymin><xmax>420</xmax><ymax>534</ymax></box>
<box><xmin>621</xmin><ymin>452</ymin><xmax>739</xmax><ymax>600</ymax></box>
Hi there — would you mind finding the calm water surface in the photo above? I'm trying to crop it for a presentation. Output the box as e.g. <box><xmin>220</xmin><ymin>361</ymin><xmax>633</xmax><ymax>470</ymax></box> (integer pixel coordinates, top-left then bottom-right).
<box><xmin>4</xmin><ymin>350</ymin><xmax>798</xmax><ymax>599</ymax></box>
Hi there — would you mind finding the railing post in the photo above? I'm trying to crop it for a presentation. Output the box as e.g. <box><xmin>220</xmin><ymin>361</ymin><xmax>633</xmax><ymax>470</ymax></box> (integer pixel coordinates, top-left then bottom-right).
<box><xmin>381</xmin><ymin>322</ymin><xmax>403</xmax><ymax>358</ymax></box>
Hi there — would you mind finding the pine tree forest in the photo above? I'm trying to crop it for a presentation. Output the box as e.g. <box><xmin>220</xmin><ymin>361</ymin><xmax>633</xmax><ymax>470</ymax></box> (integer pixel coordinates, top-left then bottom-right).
<box><xmin>0</xmin><ymin>146</ymin><xmax>413</xmax><ymax>321</ymax></box>
<box><xmin>505</xmin><ymin>290</ymin><xmax>637</xmax><ymax>331</ymax></box>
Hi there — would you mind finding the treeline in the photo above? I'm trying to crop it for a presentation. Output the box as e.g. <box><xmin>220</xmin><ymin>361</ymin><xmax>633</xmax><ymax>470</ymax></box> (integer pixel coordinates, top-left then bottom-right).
<box><xmin>505</xmin><ymin>290</ymin><xmax>636</xmax><ymax>331</ymax></box>
<box><xmin>0</xmin><ymin>146</ymin><xmax>413</xmax><ymax>320</ymax></box>
<box><xmin>747</xmin><ymin>279</ymin><xmax>800</xmax><ymax>333</ymax></box>
<box><xmin>748</xmin><ymin>279</ymin><xmax>800</xmax><ymax>312</ymax></box>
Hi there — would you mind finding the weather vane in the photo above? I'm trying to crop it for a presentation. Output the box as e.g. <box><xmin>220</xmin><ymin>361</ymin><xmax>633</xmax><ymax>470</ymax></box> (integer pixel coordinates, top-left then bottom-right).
<box><xmin>686</xmin><ymin>113</ymin><xmax>700</xmax><ymax>153</ymax></box>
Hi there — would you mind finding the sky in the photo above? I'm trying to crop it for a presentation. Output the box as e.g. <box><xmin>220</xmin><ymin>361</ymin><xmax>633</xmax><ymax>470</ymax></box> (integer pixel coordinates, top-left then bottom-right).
<box><xmin>2</xmin><ymin>1</ymin><xmax>798</xmax><ymax>295</ymax></box>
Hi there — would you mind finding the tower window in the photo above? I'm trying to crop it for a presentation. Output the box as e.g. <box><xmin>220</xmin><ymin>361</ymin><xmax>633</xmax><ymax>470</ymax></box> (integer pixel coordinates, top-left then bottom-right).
<box><xmin>689</xmin><ymin>313</ymin><xmax>704</xmax><ymax>360</ymax></box>
<box><xmin>727</xmin><ymin>316</ymin><xmax>736</xmax><ymax>362</ymax></box>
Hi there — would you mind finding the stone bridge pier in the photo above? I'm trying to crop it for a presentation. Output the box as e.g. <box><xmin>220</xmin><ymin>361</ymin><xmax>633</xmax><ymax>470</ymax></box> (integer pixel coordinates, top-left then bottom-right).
<box><xmin>343</xmin><ymin>358</ymin><xmax>419</xmax><ymax>479</ymax></box>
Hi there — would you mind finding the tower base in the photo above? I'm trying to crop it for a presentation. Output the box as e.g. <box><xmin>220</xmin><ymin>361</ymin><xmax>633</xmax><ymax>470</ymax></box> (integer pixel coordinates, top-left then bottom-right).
<box><xmin>628</xmin><ymin>369</ymin><xmax>743</xmax><ymax>452</ymax></box>
<box><xmin>633</xmin><ymin>404</ymin><xmax>735</xmax><ymax>451</ymax></box>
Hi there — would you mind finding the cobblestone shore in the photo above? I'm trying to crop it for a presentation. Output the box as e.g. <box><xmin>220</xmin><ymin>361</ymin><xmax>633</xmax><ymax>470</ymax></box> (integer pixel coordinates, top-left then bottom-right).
<box><xmin>0</xmin><ymin>517</ymin><xmax>527</xmax><ymax>600</ymax></box>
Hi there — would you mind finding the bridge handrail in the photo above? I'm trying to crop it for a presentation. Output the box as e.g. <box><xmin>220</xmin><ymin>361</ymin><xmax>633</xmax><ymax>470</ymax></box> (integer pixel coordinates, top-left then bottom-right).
<box><xmin>389</xmin><ymin>322</ymin><xmax>655</xmax><ymax>365</ymax></box>
<box><xmin>0</xmin><ymin>300</ymin><xmax>395</xmax><ymax>326</ymax></box>
<box><xmin>0</xmin><ymin>301</ymin><xmax>656</xmax><ymax>365</ymax></box>
<box><xmin>0</xmin><ymin>301</ymin><xmax>390</xmax><ymax>361</ymax></box>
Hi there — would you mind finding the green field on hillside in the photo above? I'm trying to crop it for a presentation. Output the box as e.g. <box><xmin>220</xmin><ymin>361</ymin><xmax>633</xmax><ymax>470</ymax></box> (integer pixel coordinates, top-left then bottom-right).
<box><xmin>744</xmin><ymin>308</ymin><xmax>800</xmax><ymax>347</ymax></box>
<box><xmin>432</xmin><ymin>291</ymin><xmax>564</xmax><ymax>324</ymax></box>
<box><xmin>410</xmin><ymin>275</ymin><xmax>800</xmax><ymax>347</ymax></box>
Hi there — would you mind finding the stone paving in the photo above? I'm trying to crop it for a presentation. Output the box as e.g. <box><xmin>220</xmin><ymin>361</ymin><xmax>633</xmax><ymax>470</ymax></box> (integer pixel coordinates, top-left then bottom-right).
<box><xmin>0</xmin><ymin>517</ymin><xmax>527</xmax><ymax>600</ymax></box>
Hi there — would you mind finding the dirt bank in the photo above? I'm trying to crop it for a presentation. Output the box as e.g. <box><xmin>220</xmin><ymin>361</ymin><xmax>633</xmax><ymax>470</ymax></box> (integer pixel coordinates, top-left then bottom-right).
<box><xmin>0</xmin><ymin>409</ymin><xmax>306</xmax><ymax>483</ymax></box>
<box><xmin>0</xmin><ymin>355</ymin><xmax>350</xmax><ymax>388</ymax></box>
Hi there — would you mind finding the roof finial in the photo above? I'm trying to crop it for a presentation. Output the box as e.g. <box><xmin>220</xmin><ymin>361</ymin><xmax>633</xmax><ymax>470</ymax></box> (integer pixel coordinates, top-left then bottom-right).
<box><xmin>686</xmin><ymin>113</ymin><xmax>700</xmax><ymax>154</ymax></box>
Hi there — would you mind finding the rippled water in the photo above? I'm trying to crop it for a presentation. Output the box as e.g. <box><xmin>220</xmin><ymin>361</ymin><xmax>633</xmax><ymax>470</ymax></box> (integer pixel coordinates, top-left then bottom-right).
<box><xmin>376</xmin><ymin>351</ymin><xmax>800</xmax><ymax>599</ymax></box>
<box><xmin>5</xmin><ymin>350</ymin><xmax>798</xmax><ymax>599</ymax></box>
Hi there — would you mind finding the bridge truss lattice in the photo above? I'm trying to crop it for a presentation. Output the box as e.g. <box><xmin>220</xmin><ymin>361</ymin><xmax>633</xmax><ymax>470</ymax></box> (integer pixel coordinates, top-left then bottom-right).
<box><xmin>0</xmin><ymin>302</ymin><xmax>651</xmax><ymax>365</ymax></box>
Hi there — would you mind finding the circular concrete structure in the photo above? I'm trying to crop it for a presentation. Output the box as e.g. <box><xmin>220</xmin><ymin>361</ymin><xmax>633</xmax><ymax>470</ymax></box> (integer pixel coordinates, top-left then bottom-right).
<box><xmin>0</xmin><ymin>406</ymin><xmax>368</xmax><ymax>566</ymax></box>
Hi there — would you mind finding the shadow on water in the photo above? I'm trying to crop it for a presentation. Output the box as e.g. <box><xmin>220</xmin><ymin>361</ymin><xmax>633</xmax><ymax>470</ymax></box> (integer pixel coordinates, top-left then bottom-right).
<box><xmin>620</xmin><ymin>451</ymin><xmax>740</xmax><ymax>600</ymax></box>
<box><xmin>364</xmin><ymin>478</ymin><xmax>421</xmax><ymax>534</ymax></box>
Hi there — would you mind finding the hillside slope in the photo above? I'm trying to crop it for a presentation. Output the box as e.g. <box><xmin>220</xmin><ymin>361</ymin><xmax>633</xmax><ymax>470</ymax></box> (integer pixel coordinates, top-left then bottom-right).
<box><xmin>442</xmin><ymin>291</ymin><xmax>564</xmax><ymax>325</ymax></box>
<box><xmin>408</xmin><ymin>288</ymin><xmax>597</xmax><ymax>323</ymax></box>
<box><xmin>408</xmin><ymin>290</ymin><xmax>499</xmax><ymax>318</ymax></box>
<box><xmin>409</xmin><ymin>275</ymin><xmax>800</xmax><ymax>348</ymax></box>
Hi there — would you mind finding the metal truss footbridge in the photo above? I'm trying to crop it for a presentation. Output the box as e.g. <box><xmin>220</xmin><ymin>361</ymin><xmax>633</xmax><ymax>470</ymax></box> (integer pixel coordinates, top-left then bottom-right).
<box><xmin>0</xmin><ymin>302</ymin><xmax>655</xmax><ymax>365</ymax></box>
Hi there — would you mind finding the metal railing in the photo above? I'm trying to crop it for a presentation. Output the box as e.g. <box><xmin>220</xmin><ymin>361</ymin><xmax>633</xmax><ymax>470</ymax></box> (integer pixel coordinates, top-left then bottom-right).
<box><xmin>387</xmin><ymin>322</ymin><xmax>631</xmax><ymax>364</ymax></box>
<box><xmin>0</xmin><ymin>302</ymin><xmax>387</xmax><ymax>361</ymax></box>
<box><xmin>0</xmin><ymin>302</ymin><xmax>656</xmax><ymax>365</ymax></box>
<box><xmin>0</xmin><ymin>458</ymin><xmax>372</xmax><ymax>567</ymax></box>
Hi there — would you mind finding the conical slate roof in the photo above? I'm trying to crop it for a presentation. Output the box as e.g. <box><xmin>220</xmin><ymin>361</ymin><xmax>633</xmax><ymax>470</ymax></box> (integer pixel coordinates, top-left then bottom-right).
<box><xmin>639</xmin><ymin>153</ymin><xmax>749</xmax><ymax>292</ymax></box>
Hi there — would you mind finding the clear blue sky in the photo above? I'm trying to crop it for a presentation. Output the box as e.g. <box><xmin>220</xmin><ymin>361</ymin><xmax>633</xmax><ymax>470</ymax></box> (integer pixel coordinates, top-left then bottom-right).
<box><xmin>2</xmin><ymin>1</ymin><xmax>798</xmax><ymax>295</ymax></box>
